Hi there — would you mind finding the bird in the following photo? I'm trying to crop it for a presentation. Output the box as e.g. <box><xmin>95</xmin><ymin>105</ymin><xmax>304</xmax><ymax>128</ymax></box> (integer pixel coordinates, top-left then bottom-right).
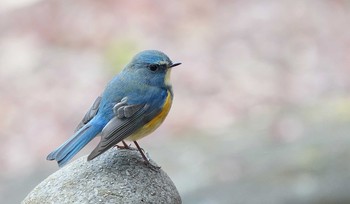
<box><xmin>46</xmin><ymin>50</ymin><xmax>181</xmax><ymax>167</ymax></box>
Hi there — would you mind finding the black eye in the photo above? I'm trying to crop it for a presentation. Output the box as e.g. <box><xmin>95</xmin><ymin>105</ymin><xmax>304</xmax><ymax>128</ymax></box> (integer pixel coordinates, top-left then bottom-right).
<box><xmin>149</xmin><ymin>64</ymin><xmax>159</xmax><ymax>71</ymax></box>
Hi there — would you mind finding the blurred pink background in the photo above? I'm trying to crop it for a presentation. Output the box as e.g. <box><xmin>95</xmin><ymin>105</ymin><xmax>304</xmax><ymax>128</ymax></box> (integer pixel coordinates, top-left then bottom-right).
<box><xmin>1</xmin><ymin>0</ymin><xmax>350</xmax><ymax>203</ymax></box>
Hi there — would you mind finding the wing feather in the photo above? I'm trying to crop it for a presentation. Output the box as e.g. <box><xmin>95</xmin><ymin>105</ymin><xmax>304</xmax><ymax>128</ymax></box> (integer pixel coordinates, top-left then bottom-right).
<box><xmin>75</xmin><ymin>96</ymin><xmax>102</xmax><ymax>132</ymax></box>
<box><xmin>87</xmin><ymin>102</ymin><xmax>160</xmax><ymax>161</ymax></box>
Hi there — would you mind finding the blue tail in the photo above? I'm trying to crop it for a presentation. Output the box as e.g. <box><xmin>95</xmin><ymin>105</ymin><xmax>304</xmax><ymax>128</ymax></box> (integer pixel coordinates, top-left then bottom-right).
<box><xmin>47</xmin><ymin>120</ymin><xmax>103</xmax><ymax>167</ymax></box>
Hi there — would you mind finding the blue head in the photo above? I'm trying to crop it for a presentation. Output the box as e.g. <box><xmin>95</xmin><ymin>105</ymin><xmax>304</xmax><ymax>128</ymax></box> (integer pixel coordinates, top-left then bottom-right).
<box><xmin>123</xmin><ymin>50</ymin><xmax>181</xmax><ymax>87</ymax></box>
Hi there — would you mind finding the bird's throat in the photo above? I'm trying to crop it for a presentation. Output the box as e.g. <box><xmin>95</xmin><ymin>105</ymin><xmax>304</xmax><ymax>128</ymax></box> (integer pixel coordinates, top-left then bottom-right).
<box><xmin>164</xmin><ymin>69</ymin><xmax>172</xmax><ymax>86</ymax></box>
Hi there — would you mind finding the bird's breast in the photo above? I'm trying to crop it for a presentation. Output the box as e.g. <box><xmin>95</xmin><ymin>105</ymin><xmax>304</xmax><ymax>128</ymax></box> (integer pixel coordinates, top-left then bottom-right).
<box><xmin>126</xmin><ymin>90</ymin><xmax>173</xmax><ymax>141</ymax></box>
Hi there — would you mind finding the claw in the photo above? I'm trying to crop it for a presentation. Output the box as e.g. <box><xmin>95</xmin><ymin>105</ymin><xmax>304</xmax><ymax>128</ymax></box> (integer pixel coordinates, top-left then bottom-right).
<box><xmin>133</xmin><ymin>141</ymin><xmax>161</xmax><ymax>171</ymax></box>
<box><xmin>143</xmin><ymin>161</ymin><xmax>161</xmax><ymax>171</ymax></box>
<box><xmin>116</xmin><ymin>141</ymin><xmax>131</xmax><ymax>149</ymax></box>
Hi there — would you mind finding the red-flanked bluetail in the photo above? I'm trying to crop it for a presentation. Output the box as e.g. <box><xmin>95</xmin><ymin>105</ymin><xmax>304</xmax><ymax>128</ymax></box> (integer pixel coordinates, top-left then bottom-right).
<box><xmin>47</xmin><ymin>50</ymin><xmax>181</xmax><ymax>168</ymax></box>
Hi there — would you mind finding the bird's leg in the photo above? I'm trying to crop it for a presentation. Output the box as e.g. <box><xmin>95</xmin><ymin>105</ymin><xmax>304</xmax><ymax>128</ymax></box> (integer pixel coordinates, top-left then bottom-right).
<box><xmin>133</xmin><ymin>141</ymin><xmax>161</xmax><ymax>171</ymax></box>
<box><xmin>116</xmin><ymin>140</ymin><xmax>131</xmax><ymax>149</ymax></box>
<box><xmin>122</xmin><ymin>141</ymin><xmax>130</xmax><ymax>149</ymax></box>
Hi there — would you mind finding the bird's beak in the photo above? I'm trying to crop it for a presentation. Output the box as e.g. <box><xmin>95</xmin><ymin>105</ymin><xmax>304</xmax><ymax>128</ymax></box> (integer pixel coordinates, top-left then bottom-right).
<box><xmin>170</xmin><ymin>62</ymin><xmax>181</xmax><ymax>68</ymax></box>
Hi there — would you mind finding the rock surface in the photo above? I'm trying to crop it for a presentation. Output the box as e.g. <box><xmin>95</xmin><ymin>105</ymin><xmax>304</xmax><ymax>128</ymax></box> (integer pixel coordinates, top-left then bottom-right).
<box><xmin>22</xmin><ymin>148</ymin><xmax>181</xmax><ymax>204</ymax></box>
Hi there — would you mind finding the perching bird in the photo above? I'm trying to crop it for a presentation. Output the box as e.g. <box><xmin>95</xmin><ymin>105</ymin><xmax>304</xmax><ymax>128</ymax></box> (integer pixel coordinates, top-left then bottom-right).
<box><xmin>47</xmin><ymin>50</ymin><xmax>181</xmax><ymax>167</ymax></box>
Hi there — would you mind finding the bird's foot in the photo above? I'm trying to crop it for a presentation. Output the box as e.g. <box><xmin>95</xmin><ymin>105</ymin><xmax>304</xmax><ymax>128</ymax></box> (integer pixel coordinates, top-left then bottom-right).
<box><xmin>116</xmin><ymin>145</ymin><xmax>129</xmax><ymax>149</ymax></box>
<box><xmin>133</xmin><ymin>141</ymin><xmax>160</xmax><ymax>171</ymax></box>
<box><xmin>116</xmin><ymin>141</ymin><xmax>131</xmax><ymax>149</ymax></box>
<box><xmin>143</xmin><ymin>160</ymin><xmax>161</xmax><ymax>171</ymax></box>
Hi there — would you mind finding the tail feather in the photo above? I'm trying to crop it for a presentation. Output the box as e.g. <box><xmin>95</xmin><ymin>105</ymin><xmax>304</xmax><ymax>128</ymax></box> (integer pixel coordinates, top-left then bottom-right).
<box><xmin>47</xmin><ymin>121</ymin><xmax>103</xmax><ymax>167</ymax></box>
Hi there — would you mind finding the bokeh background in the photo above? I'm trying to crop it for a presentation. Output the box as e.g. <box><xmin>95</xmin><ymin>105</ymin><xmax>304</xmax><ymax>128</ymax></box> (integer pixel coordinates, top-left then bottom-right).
<box><xmin>1</xmin><ymin>0</ymin><xmax>350</xmax><ymax>203</ymax></box>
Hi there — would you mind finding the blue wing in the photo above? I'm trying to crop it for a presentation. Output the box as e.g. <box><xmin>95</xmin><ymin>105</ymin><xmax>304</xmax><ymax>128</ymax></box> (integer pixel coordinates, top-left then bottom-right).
<box><xmin>87</xmin><ymin>89</ymin><xmax>168</xmax><ymax>161</ymax></box>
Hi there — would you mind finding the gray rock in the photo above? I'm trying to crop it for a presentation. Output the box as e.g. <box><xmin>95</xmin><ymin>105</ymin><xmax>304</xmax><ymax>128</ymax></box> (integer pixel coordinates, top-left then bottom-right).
<box><xmin>22</xmin><ymin>148</ymin><xmax>181</xmax><ymax>204</ymax></box>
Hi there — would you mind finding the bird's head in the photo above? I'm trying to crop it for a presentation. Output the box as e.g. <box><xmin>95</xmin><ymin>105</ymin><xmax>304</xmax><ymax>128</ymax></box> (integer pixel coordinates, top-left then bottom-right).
<box><xmin>124</xmin><ymin>50</ymin><xmax>181</xmax><ymax>87</ymax></box>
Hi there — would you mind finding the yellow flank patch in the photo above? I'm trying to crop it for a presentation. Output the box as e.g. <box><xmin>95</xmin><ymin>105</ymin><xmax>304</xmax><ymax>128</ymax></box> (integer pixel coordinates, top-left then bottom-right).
<box><xmin>126</xmin><ymin>90</ymin><xmax>173</xmax><ymax>141</ymax></box>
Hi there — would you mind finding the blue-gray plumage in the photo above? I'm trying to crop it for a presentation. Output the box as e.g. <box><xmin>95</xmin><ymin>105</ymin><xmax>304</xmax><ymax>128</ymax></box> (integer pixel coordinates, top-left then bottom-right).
<box><xmin>47</xmin><ymin>50</ymin><xmax>181</xmax><ymax>167</ymax></box>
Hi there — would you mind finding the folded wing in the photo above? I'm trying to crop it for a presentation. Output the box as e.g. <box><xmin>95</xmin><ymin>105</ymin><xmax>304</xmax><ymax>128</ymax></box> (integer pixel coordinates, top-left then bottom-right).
<box><xmin>87</xmin><ymin>97</ymin><xmax>161</xmax><ymax>161</ymax></box>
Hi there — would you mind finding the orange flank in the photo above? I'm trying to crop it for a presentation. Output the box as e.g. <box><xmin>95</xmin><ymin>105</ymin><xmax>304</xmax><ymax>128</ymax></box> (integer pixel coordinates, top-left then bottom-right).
<box><xmin>126</xmin><ymin>90</ymin><xmax>173</xmax><ymax>141</ymax></box>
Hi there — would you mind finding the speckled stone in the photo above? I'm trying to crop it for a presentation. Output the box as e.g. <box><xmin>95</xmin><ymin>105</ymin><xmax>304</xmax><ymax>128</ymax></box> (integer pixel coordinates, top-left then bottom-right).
<box><xmin>22</xmin><ymin>148</ymin><xmax>181</xmax><ymax>204</ymax></box>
